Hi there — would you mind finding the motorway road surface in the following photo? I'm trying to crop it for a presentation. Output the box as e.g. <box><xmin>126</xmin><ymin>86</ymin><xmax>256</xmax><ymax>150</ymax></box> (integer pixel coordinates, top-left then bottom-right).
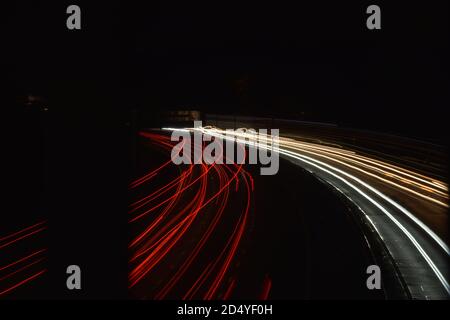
<box><xmin>128</xmin><ymin>130</ymin><xmax>387</xmax><ymax>299</ymax></box>
<box><xmin>192</xmin><ymin>126</ymin><xmax>449</xmax><ymax>299</ymax></box>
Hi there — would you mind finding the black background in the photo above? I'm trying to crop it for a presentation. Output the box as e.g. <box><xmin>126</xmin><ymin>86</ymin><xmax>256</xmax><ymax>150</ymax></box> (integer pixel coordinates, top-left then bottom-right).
<box><xmin>1</xmin><ymin>0</ymin><xmax>449</xmax><ymax>299</ymax></box>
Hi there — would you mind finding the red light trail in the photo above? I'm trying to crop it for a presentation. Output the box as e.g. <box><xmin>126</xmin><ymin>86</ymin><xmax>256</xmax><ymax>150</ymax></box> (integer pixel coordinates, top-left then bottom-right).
<box><xmin>0</xmin><ymin>222</ymin><xmax>47</xmax><ymax>297</ymax></box>
<box><xmin>129</xmin><ymin>131</ymin><xmax>264</xmax><ymax>300</ymax></box>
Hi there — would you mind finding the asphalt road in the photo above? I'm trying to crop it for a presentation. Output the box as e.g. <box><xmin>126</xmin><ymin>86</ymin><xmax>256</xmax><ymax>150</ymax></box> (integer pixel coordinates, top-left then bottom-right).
<box><xmin>2</xmin><ymin>122</ymin><xmax>446</xmax><ymax>299</ymax></box>
<box><xmin>129</xmin><ymin>130</ymin><xmax>385</xmax><ymax>299</ymax></box>
<box><xmin>195</xmin><ymin>125</ymin><xmax>449</xmax><ymax>299</ymax></box>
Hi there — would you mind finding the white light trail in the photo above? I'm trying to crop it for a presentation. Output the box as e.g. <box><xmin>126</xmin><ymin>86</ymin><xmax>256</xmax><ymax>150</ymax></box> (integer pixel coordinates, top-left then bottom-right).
<box><xmin>189</xmin><ymin>126</ymin><xmax>450</xmax><ymax>295</ymax></box>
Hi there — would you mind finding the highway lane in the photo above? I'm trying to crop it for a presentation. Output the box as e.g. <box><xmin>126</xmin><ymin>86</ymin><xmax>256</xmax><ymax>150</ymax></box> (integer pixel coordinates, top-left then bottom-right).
<box><xmin>0</xmin><ymin>222</ymin><xmax>47</xmax><ymax>298</ymax></box>
<box><xmin>130</xmin><ymin>130</ymin><xmax>384</xmax><ymax>299</ymax></box>
<box><xmin>221</xmin><ymin>116</ymin><xmax>447</xmax><ymax>177</ymax></box>
<box><xmin>129</xmin><ymin>132</ymin><xmax>255</xmax><ymax>299</ymax></box>
<box><xmin>192</xmin><ymin>126</ymin><xmax>449</xmax><ymax>299</ymax></box>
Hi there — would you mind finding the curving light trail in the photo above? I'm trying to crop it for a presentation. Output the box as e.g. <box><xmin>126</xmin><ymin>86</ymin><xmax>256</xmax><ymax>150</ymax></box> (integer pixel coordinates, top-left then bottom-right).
<box><xmin>129</xmin><ymin>132</ymin><xmax>256</xmax><ymax>300</ymax></box>
<box><xmin>190</xmin><ymin>126</ymin><xmax>449</xmax><ymax>297</ymax></box>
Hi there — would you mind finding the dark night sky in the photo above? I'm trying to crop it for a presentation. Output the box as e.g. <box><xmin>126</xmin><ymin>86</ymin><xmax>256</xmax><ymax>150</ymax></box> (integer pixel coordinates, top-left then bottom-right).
<box><xmin>2</xmin><ymin>1</ymin><xmax>449</xmax><ymax>141</ymax></box>
<box><xmin>121</xmin><ymin>2</ymin><xmax>449</xmax><ymax>142</ymax></box>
